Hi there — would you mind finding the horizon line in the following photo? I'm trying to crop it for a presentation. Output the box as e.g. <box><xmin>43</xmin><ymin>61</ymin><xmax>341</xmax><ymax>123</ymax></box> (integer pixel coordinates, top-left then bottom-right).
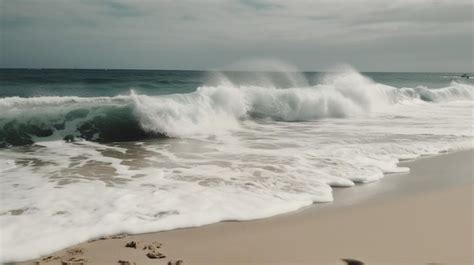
<box><xmin>0</xmin><ymin>67</ymin><xmax>471</xmax><ymax>74</ymax></box>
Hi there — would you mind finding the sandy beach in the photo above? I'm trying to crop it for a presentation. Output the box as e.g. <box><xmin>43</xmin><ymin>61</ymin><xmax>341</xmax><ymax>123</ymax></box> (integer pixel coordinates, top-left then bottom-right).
<box><xmin>14</xmin><ymin>150</ymin><xmax>473</xmax><ymax>265</ymax></box>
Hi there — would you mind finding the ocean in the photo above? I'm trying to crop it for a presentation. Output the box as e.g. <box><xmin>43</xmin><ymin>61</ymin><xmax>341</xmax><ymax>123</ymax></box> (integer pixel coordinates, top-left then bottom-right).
<box><xmin>0</xmin><ymin>67</ymin><xmax>473</xmax><ymax>262</ymax></box>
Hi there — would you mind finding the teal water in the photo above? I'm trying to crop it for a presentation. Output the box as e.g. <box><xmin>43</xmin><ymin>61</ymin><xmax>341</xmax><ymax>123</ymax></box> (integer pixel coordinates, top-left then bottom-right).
<box><xmin>1</xmin><ymin>69</ymin><xmax>471</xmax><ymax>97</ymax></box>
<box><xmin>0</xmin><ymin>69</ymin><xmax>472</xmax><ymax>147</ymax></box>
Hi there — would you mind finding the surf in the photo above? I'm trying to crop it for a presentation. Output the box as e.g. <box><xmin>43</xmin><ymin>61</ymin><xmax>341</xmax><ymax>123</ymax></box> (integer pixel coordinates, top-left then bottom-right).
<box><xmin>0</xmin><ymin>68</ymin><xmax>472</xmax><ymax>147</ymax></box>
<box><xmin>1</xmin><ymin>66</ymin><xmax>473</xmax><ymax>263</ymax></box>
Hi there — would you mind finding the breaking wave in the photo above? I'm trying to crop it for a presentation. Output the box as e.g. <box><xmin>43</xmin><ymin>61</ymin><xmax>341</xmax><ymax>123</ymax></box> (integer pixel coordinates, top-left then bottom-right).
<box><xmin>1</xmin><ymin>69</ymin><xmax>472</xmax><ymax>147</ymax></box>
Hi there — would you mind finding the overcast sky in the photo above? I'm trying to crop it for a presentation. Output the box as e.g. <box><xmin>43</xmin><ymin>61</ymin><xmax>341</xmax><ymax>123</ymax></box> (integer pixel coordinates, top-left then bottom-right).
<box><xmin>1</xmin><ymin>0</ymin><xmax>472</xmax><ymax>71</ymax></box>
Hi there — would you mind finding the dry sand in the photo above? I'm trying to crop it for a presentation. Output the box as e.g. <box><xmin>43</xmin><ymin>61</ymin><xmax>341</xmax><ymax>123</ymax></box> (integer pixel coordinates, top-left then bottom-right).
<box><xmin>15</xmin><ymin>150</ymin><xmax>473</xmax><ymax>265</ymax></box>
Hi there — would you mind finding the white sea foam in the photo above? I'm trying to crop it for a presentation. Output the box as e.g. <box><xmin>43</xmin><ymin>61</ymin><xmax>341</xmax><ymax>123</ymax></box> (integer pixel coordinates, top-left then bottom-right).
<box><xmin>131</xmin><ymin>68</ymin><xmax>472</xmax><ymax>136</ymax></box>
<box><xmin>1</xmin><ymin>68</ymin><xmax>472</xmax><ymax>142</ymax></box>
<box><xmin>0</xmin><ymin>68</ymin><xmax>473</xmax><ymax>262</ymax></box>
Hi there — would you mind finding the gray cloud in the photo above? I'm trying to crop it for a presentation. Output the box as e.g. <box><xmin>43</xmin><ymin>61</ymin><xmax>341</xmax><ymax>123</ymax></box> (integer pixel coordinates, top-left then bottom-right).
<box><xmin>0</xmin><ymin>0</ymin><xmax>472</xmax><ymax>71</ymax></box>
<box><xmin>349</xmin><ymin>2</ymin><xmax>473</xmax><ymax>25</ymax></box>
<box><xmin>238</xmin><ymin>0</ymin><xmax>284</xmax><ymax>10</ymax></box>
<box><xmin>98</xmin><ymin>1</ymin><xmax>146</xmax><ymax>17</ymax></box>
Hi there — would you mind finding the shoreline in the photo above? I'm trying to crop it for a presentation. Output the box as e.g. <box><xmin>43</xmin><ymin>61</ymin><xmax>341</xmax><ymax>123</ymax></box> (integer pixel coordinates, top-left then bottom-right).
<box><xmin>14</xmin><ymin>149</ymin><xmax>474</xmax><ymax>265</ymax></box>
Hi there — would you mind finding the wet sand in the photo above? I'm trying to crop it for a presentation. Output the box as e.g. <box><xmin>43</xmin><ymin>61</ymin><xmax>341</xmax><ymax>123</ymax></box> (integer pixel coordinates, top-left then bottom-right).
<box><xmin>15</xmin><ymin>150</ymin><xmax>473</xmax><ymax>265</ymax></box>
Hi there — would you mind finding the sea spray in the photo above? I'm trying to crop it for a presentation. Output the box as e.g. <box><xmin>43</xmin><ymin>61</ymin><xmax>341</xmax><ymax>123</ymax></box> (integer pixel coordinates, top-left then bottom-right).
<box><xmin>1</xmin><ymin>69</ymin><xmax>472</xmax><ymax>146</ymax></box>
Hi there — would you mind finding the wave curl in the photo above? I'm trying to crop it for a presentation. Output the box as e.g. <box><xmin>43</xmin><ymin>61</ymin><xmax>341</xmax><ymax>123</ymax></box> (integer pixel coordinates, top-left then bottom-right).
<box><xmin>1</xmin><ymin>69</ymin><xmax>472</xmax><ymax>146</ymax></box>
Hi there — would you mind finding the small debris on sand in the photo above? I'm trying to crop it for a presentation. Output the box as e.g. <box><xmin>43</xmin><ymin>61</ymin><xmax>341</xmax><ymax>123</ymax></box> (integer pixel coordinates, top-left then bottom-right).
<box><xmin>42</xmin><ymin>255</ymin><xmax>60</xmax><ymax>261</ymax></box>
<box><xmin>118</xmin><ymin>260</ymin><xmax>136</xmax><ymax>265</ymax></box>
<box><xmin>61</xmin><ymin>257</ymin><xmax>86</xmax><ymax>265</ymax></box>
<box><xmin>66</xmin><ymin>248</ymin><xmax>83</xmax><ymax>256</ymax></box>
<box><xmin>110</xmin><ymin>234</ymin><xmax>127</xmax><ymax>239</ymax></box>
<box><xmin>124</xmin><ymin>241</ymin><xmax>137</xmax><ymax>248</ymax></box>
<box><xmin>88</xmin><ymin>236</ymin><xmax>107</xmax><ymax>243</ymax></box>
<box><xmin>54</xmin><ymin>247</ymin><xmax>86</xmax><ymax>265</ymax></box>
<box><xmin>88</xmin><ymin>233</ymin><xmax>127</xmax><ymax>242</ymax></box>
<box><xmin>146</xmin><ymin>250</ymin><xmax>166</xmax><ymax>259</ymax></box>
<box><xmin>168</xmin><ymin>259</ymin><xmax>184</xmax><ymax>265</ymax></box>
<box><xmin>342</xmin><ymin>258</ymin><xmax>364</xmax><ymax>265</ymax></box>
<box><xmin>143</xmin><ymin>241</ymin><xmax>162</xmax><ymax>250</ymax></box>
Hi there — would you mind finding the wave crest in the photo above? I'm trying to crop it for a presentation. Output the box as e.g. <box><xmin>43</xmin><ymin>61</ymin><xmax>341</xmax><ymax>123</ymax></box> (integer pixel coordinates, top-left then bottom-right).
<box><xmin>1</xmin><ymin>69</ymin><xmax>472</xmax><ymax>146</ymax></box>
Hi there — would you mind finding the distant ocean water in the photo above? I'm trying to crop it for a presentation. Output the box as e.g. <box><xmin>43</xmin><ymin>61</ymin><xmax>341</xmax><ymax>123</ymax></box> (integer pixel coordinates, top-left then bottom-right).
<box><xmin>0</xmin><ymin>67</ymin><xmax>473</xmax><ymax>262</ymax></box>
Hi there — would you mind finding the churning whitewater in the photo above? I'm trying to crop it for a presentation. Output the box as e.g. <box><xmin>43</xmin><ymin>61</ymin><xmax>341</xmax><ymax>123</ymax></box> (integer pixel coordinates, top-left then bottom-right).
<box><xmin>0</xmin><ymin>68</ymin><xmax>472</xmax><ymax>146</ymax></box>
<box><xmin>0</xmin><ymin>68</ymin><xmax>473</xmax><ymax>262</ymax></box>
